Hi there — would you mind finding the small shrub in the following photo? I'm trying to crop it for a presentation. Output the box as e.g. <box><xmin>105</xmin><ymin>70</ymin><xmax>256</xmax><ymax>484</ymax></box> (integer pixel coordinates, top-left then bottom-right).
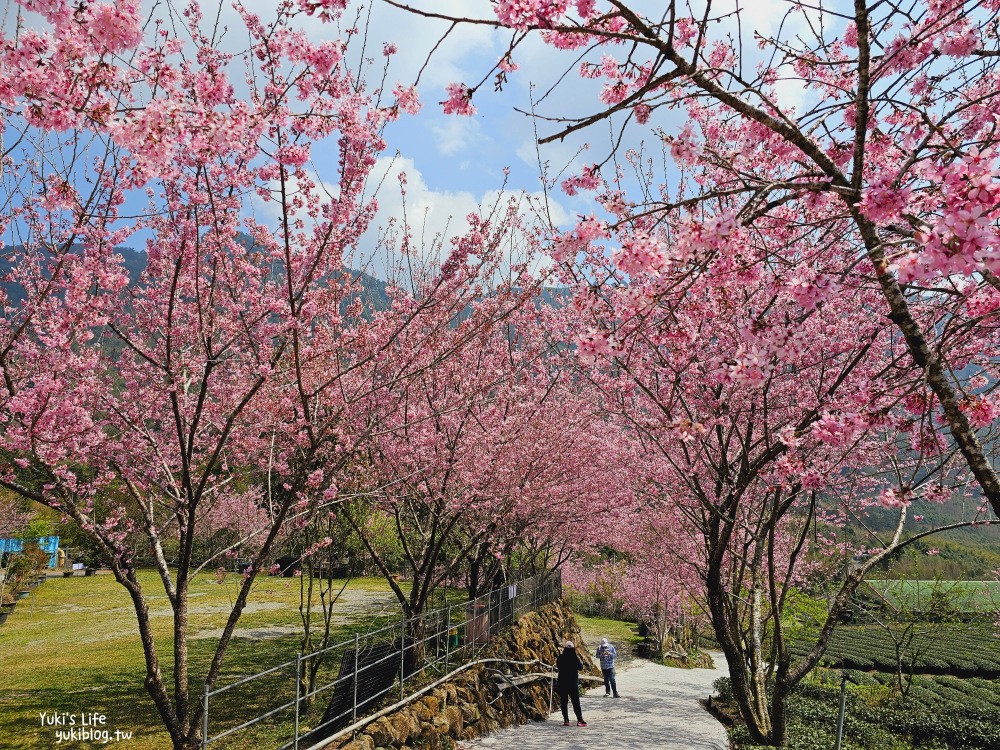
<box><xmin>853</xmin><ymin>682</ymin><xmax>896</xmax><ymax>708</ymax></box>
<box><xmin>713</xmin><ymin>676</ymin><xmax>734</xmax><ymax>704</ymax></box>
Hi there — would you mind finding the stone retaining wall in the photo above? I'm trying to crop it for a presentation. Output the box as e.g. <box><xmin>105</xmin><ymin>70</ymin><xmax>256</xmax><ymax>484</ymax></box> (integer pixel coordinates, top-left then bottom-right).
<box><xmin>332</xmin><ymin>598</ymin><xmax>598</xmax><ymax>750</ymax></box>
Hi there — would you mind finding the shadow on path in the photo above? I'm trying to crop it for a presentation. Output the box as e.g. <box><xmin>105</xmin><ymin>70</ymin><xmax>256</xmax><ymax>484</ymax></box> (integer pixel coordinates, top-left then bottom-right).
<box><xmin>460</xmin><ymin>652</ymin><xmax>730</xmax><ymax>750</ymax></box>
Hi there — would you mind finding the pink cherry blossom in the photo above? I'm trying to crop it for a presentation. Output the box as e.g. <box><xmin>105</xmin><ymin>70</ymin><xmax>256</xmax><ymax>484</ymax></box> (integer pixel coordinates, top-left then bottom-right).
<box><xmin>494</xmin><ymin>0</ymin><xmax>569</xmax><ymax>30</ymax></box>
<box><xmin>441</xmin><ymin>82</ymin><xmax>476</xmax><ymax>116</ymax></box>
<box><xmin>393</xmin><ymin>83</ymin><xmax>422</xmax><ymax>115</ymax></box>
<box><xmin>560</xmin><ymin>164</ymin><xmax>601</xmax><ymax>195</ymax></box>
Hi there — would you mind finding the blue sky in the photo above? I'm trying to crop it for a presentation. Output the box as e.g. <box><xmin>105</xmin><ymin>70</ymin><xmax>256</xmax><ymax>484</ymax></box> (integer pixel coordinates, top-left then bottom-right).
<box><xmin>3</xmin><ymin>0</ymin><xmax>817</xmax><ymax>276</ymax></box>
<box><xmin>348</xmin><ymin>0</ymin><xmax>601</xmax><ymax>266</ymax></box>
<box><xmin>322</xmin><ymin>0</ymin><xmax>820</xmax><ymax>270</ymax></box>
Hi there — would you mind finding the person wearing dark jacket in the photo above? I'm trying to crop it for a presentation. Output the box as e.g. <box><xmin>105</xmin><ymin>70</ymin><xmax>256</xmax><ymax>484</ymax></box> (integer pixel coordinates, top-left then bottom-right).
<box><xmin>555</xmin><ymin>641</ymin><xmax>587</xmax><ymax>727</ymax></box>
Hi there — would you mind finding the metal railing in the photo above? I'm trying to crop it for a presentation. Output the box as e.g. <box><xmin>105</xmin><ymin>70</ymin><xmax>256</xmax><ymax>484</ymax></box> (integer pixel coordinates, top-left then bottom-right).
<box><xmin>201</xmin><ymin>571</ymin><xmax>562</xmax><ymax>750</ymax></box>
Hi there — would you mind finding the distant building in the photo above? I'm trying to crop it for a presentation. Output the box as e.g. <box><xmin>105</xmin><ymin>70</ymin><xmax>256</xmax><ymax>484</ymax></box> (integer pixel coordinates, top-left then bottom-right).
<box><xmin>0</xmin><ymin>536</ymin><xmax>60</xmax><ymax>568</ymax></box>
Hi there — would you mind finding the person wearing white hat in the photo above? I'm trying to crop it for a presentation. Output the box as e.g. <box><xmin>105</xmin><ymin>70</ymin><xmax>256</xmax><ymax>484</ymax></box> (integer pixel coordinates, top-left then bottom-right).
<box><xmin>555</xmin><ymin>640</ymin><xmax>587</xmax><ymax>726</ymax></box>
<box><xmin>596</xmin><ymin>638</ymin><xmax>620</xmax><ymax>697</ymax></box>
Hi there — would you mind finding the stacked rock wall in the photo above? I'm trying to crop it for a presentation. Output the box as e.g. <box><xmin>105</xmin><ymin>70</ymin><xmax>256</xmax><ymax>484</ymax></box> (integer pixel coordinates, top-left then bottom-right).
<box><xmin>332</xmin><ymin>598</ymin><xmax>597</xmax><ymax>750</ymax></box>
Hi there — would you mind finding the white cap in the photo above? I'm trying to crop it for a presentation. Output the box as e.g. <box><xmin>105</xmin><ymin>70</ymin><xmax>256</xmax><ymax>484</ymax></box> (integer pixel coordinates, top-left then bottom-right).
<box><xmin>601</xmin><ymin>638</ymin><xmax>608</xmax><ymax>645</ymax></box>
<box><xmin>565</xmin><ymin>640</ymin><xmax>575</xmax><ymax>648</ymax></box>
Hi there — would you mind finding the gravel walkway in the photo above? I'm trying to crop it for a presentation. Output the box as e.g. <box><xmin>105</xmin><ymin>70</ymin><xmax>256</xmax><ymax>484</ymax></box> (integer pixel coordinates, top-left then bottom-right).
<box><xmin>459</xmin><ymin>653</ymin><xmax>730</xmax><ymax>750</ymax></box>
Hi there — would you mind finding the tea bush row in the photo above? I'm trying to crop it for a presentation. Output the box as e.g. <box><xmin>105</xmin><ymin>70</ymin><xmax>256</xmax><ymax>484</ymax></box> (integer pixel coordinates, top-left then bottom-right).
<box><xmin>788</xmin><ymin>624</ymin><xmax>1000</xmax><ymax>677</ymax></box>
<box><xmin>722</xmin><ymin>673</ymin><xmax>1000</xmax><ymax>749</ymax></box>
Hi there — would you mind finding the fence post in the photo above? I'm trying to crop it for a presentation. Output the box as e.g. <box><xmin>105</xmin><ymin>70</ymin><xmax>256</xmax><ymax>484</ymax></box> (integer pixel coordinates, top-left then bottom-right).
<box><xmin>294</xmin><ymin>653</ymin><xmax>302</xmax><ymax>750</ymax></box>
<box><xmin>202</xmin><ymin>684</ymin><xmax>209</xmax><ymax>750</ymax></box>
<box><xmin>444</xmin><ymin>604</ymin><xmax>451</xmax><ymax>674</ymax></box>
<box><xmin>353</xmin><ymin>633</ymin><xmax>359</xmax><ymax>726</ymax></box>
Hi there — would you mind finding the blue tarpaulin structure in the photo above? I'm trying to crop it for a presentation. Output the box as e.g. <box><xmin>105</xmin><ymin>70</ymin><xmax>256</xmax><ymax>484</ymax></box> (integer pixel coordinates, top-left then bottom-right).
<box><xmin>0</xmin><ymin>536</ymin><xmax>60</xmax><ymax>567</ymax></box>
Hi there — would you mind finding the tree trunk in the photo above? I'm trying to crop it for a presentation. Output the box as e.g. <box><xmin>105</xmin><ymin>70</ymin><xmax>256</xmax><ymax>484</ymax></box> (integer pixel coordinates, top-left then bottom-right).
<box><xmin>769</xmin><ymin>677</ymin><xmax>790</xmax><ymax>747</ymax></box>
<box><xmin>403</xmin><ymin>613</ymin><xmax>425</xmax><ymax>676</ymax></box>
<box><xmin>706</xmin><ymin>556</ymin><xmax>776</xmax><ymax>744</ymax></box>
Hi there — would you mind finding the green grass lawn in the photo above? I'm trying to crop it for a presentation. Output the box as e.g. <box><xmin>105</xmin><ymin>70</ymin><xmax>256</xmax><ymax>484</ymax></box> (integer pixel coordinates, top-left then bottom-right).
<box><xmin>865</xmin><ymin>579</ymin><xmax>1000</xmax><ymax>612</ymax></box>
<box><xmin>0</xmin><ymin>570</ymin><xmax>398</xmax><ymax>749</ymax></box>
<box><xmin>574</xmin><ymin>613</ymin><xmax>644</xmax><ymax>662</ymax></box>
<box><xmin>575</xmin><ymin>614</ymin><xmax>642</xmax><ymax>646</ymax></box>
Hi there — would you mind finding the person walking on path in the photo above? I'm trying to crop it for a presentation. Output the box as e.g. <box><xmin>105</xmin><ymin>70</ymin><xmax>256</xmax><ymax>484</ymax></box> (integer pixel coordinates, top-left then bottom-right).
<box><xmin>596</xmin><ymin>638</ymin><xmax>620</xmax><ymax>698</ymax></box>
<box><xmin>555</xmin><ymin>641</ymin><xmax>587</xmax><ymax>727</ymax></box>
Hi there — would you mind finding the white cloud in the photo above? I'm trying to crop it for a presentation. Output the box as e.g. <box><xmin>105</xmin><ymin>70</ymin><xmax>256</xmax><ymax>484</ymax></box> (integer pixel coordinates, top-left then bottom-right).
<box><xmin>353</xmin><ymin>155</ymin><xmax>570</xmax><ymax>282</ymax></box>
<box><xmin>431</xmin><ymin>116</ymin><xmax>482</xmax><ymax>156</ymax></box>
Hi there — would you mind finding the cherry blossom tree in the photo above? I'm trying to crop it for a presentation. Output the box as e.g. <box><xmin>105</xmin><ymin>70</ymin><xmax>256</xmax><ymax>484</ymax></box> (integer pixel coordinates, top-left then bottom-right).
<box><xmin>342</xmin><ymin>290</ymin><xmax>633</xmax><ymax>647</ymax></box>
<box><xmin>396</xmin><ymin>0</ymin><xmax>1000</xmax><ymax>518</ymax></box>
<box><xmin>386</xmin><ymin>1</ymin><xmax>1000</xmax><ymax>743</ymax></box>
<box><xmin>0</xmin><ymin>492</ymin><xmax>33</xmax><ymax>539</ymax></box>
<box><xmin>0</xmin><ymin>1</ymin><xmax>548</xmax><ymax>747</ymax></box>
<box><xmin>586</xmin><ymin>201</ymin><xmax>1000</xmax><ymax>742</ymax></box>
<box><xmin>458</xmin><ymin>379</ymin><xmax>637</xmax><ymax>594</ymax></box>
<box><xmin>615</xmin><ymin>505</ymin><xmax>706</xmax><ymax>654</ymax></box>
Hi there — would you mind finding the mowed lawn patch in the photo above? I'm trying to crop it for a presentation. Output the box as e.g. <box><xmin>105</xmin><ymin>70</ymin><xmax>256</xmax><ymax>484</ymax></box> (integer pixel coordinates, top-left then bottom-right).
<box><xmin>0</xmin><ymin>571</ymin><xmax>397</xmax><ymax>749</ymax></box>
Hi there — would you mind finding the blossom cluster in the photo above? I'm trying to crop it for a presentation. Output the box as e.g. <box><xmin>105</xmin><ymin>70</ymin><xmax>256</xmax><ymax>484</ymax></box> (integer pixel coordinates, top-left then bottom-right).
<box><xmin>493</xmin><ymin>0</ymin><xmax>569</xmax><ymax>30</ymax></box>
<box><xmin>441</xmin><ymin>82</ymin><xmax>476</xmax><ymax>116</ymax></box>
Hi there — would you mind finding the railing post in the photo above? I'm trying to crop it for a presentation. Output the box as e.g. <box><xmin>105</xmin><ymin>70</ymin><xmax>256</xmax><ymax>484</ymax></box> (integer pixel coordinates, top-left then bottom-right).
<box><xmin>352</xmin><ymin>633</ymin><xmax>359</xmax><ymax>725</ymax></box>
<box><xmin>834</xmin><ymin>672</ymin><xmax>848</xmax><ymax>750</ymax></box>
<box><xmin>548</xmin><ymin>674</ymin><xmax>554</xmax><ymax>717</ymax></box>
<box><xmin>202</xmin><ymin>684</ymin><xmax>210</xmax><ymax>750</ymax></box>
<box><xmin>400</xmin><ymin>618</ymin><xmax>406</xmax><ymax>700</ymax></box>
<box><xmin>444</xmin><ymin>604</ymin><xmax>451</xmax><ymax>674</ymax></box>
<box><xmin>294</xmin><ymin>653</ymin><xmax>302</xmax><ymax>750</ymax></box>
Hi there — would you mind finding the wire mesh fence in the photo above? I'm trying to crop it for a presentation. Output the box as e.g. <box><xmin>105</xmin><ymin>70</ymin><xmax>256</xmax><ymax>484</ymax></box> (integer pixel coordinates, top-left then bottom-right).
<box><xmin>201</xmin><ymin>570</ymin><xmax>562</xmax><ymax>750</ymax></box>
